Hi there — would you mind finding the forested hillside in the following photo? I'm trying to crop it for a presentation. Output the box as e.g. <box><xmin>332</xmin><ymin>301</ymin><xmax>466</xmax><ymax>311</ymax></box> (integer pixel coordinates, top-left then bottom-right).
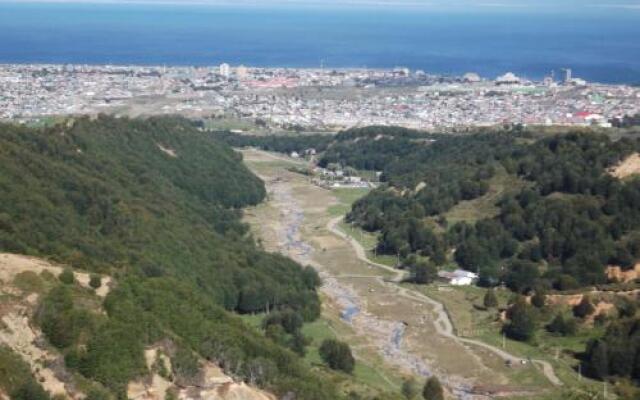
<box><xmin>218</xmin><ymin>126</ymin><xmax>640</xmax><ymax>289</ymax></box>
<box><xmin>216</xmin><ymin>130</ymin><xmax>333</xmax><ymax>154</ymax></box>
<box><xmin>0</xmin><ymin>116</ymin><xmax>337</xmax><ymax>399</ymax></box>
<box><xmin>338</xmin><ymin>129</ymin><xmax>640</xmax><ymax>290</ymax></box>
<box><xmin>218</xmin><ymin>125</ymin><xmax>640</xmax><ymax>388</ymax></box>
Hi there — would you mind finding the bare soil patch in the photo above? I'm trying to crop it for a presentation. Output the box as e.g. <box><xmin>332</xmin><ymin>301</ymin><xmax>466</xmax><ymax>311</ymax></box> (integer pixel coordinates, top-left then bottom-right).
<box><xmin>609</xmin><ymin>152</ymin><xmax>640</xmax><ymax>179</ymax></box>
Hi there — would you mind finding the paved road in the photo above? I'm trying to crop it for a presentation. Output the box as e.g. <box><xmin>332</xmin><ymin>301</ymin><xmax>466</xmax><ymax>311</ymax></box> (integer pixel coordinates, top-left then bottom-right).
<box><xmin>327</xmin><ymin>216</ymin><xmax>563</xmax><ymax>387</ymax></box>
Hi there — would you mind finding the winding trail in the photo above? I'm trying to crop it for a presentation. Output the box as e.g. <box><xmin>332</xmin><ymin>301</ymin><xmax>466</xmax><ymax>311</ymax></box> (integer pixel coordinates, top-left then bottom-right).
<box><xmin>327</xmin><ymin>216</ymin><xmax>563</xmax><ymax>387</ymax></box>
<box><xmin>243</xmin><ymin>149</ymin><xmax>563</xmax><ymax>398</ymax></box>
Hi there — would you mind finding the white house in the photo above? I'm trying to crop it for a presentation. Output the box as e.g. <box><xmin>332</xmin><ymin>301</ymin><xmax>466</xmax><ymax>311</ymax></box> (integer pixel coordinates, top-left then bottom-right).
<box><xmin>438</xmin><ymin>269</ymin><xmax>479</xmax><ymax>286</ymax></box>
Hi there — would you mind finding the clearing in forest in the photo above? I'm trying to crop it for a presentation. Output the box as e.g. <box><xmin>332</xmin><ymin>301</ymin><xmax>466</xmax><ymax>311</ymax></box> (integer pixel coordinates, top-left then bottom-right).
<box><xmin>610</xmin><ymin>152</ymin><xmax>640</xmax><ymax>179</ymax></box>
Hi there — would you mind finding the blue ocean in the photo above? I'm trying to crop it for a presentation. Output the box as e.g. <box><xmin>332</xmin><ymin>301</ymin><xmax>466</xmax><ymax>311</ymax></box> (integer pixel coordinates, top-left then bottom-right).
<box><xmin>0</xmin><ymin>2</ymin><xmax>639</xmax><ymax>83</ymax></box>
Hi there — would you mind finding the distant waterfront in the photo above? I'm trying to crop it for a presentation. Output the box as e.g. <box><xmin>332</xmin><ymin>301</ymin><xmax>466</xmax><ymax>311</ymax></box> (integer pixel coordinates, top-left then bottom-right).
<box><xmin>1</xmin><ymin>2</ymin><xmax>639</xmax><ymax>84</ymax></box>
<box><xmin>2</xmin><ymin>64</ymin><xmax>638</xmax><ymax>129</ymax></box>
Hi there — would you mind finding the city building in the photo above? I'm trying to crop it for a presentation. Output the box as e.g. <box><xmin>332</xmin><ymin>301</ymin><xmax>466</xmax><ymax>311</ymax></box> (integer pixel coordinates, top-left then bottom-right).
<box><xmin>219</xmin><ymin>63</ymin><xmax>231</xmax><ymax>78</ymax></box>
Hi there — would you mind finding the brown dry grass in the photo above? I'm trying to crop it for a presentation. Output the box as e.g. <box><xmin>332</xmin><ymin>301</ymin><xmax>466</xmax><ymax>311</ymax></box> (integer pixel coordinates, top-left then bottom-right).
<box><xmin>610</xmin><ymin>153</ymin><xmax>640</xmax><ymax>179</ymax></box>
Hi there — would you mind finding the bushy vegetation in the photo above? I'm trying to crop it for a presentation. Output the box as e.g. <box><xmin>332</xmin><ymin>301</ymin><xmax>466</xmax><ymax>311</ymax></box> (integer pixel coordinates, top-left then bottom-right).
<box><xmin>345</xmin><ymin>130</ymin><xmax>640</xmax><ymax>291</ymax></box>
<box><xmin>215</xmin><ymin>131</ymin><xmax>333</xmax><ymax>154</ymax></box>
<box><xmin>320</xmin><ymin>126</ymin><xmax>431</xmax><ymax>172</ymax></box>
<box><xmin>0</xmin><ymin>116</ymin><xmax>337</xmax><ymax>399</ymax></box>
<box><xmin>582</xmin><ymin>317</ymin><xmax>640</xmax><ymax>381</ymax></box>
<box><xmin>503</xmin><ymin>297</ymin><xmax>538</xmax><ymax>341</ymax></box>
<box><xmin>483</xmin><ymin>289</ymin><xmax>499</xmax><ymax>309</ymax></box>
<box><xmin>318</xmin><ymin>339</ymin><xmax>355</xmax><ymax>373</ymax></box>
<box><xmin>546</xmin><ymin>313</ymin><xmax>578</xmax><ymax>336</ymax></box>
<box><xmin>422</xmin><ymin>376</ymin><xmax>443</xmax><ymax>400</ymax></box>
<box><xmin>0</xmin><ymin>347</ymin><xmax>51</xmax><ymax>400</ymax></box>
<box><xmin>333</xmin><ymin>127</ymin><xmax>640</xmax><ymax>386</ymax></box>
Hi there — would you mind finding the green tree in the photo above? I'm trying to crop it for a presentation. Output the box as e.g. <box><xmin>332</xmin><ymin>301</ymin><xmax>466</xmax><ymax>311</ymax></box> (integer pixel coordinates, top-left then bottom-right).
<box><xmin>573</xmin><ymin>296</ymin><xmax>596</xmax><ymax>319</ymax></box>
<box><xmin>11</xmin><ymin>381</ymin><xmax>50</xmax><ymax>400</ymax></box>
<box><xmin>504</xmin><ymin>298</ymin><xmax>537</xmax><ymax>341</ymax></box>
<box><xmin>615</xmin><ymin>297</ymin><xmax>637</xmax><ymax>318</ymax></box>
<box><xmin>89</xmin><ymin>274</ymin><xmax>102</xmax><ymax>289</ymax></box>
<box><xmin>586</xmin><ymin>341</ymin><xmax>609</xmax><ymax>379</ymax></box>
<box><xmin>411</xmin><ymin>260</ymin><xmax>438</xmax><ymax>284</ymax></box>
<box><xmin>172</xmin><ymin>347</ymin><xmax>201</xmax><ymax>386</ymax></box>
<box><xmin>85</xmin><ymin>388</ymin><xmax>111</xmax><ymax>400</ymax></box>
<box><xmin>530</xmin><ymin>289</ymin><xmax>546</xmax><ymax>308</ymax></box>
<box><xmin>422</xmin><ymin>376</ymin><xmax>443</xmax><ymax>400</ymax></box>
<box><xmin>59</xmin><ymin>269</ymin><xmax>75</xmax><ymax>285</ymax></box>
<box><xmin>547</xmin><ymin>313</ymin><xmax>577</xmax><ymax>336</ymax></box>
<box><xmin>319</xmin><ymin>339</ymin><xmax>355</xmax><ymax>374</ymax></box>
<box><xmin>483</xmin><ymin>289</ymin><xmax>499</xmax><ymax>309</ymax></box>
<box><xmin>401</xmin><ymin>377</ymin><xmax>420</xmax><ymax>399</ymax></box>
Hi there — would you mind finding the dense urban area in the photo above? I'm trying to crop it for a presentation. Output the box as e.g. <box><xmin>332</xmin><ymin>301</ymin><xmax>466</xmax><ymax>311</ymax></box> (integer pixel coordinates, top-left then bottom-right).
<box><xmin>1</xmin><ymin>63</ymin><xmax>639</xmax><ymax>129</ymax></box>
<box><xmin>4</xmin><ymin>62</ymin><xmax>640</xmax><ymax>400</ymax></box>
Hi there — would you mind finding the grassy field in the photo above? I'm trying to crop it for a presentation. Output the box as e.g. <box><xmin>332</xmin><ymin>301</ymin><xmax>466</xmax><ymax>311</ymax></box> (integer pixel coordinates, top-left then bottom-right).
<box><xmin>302</xmin><ymin>316</ymin><xmax>401</xmax><ymax>392</ymax></box>
<box><xmin>338</xmin><ymin>221</ymin><xmax>398</xmax><ymax>267</ymax></box>
<box><xmin>443</xmin><ymin>167</ymin><xmax>529</xmax><ymax>226</ymax></box>
<box><xmin>411</xmin><ymin>283</ymin><xmax>610</xmax><ymax>394</ymax></box>
<box><xmin>327</xmin><ymin>187</ymin><xmax>370</xmax><ymax>217</ymax></box>
<box><xmin>240</xmin><ymin>309</ymin><xmax>402</xmax><ymax>394</ymax></box>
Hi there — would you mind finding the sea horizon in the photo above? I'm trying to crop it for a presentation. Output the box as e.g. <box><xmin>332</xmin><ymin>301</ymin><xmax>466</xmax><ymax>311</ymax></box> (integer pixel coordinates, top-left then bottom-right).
<box><xmin>1</xmin><ymin>1</ymin><xmax>639</xmax><ymax>84</ymax></box>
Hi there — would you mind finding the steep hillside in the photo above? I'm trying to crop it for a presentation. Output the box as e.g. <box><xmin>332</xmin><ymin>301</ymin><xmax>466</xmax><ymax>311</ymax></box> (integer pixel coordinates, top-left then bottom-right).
<box><xmin>0</xmin><ymin>116</ymin><xmax>337</xmax><ymax>399</ymax></box>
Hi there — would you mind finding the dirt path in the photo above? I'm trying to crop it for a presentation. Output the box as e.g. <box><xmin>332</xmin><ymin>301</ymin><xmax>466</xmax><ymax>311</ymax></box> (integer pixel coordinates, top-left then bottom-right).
<box><xmin>329</xmin><ymin>216</ymin><xmax>562</xmax><ymax>387</ymax></box>
<box><xmin>327</xmin><ymin>213</ymin><xmax>563</xmax><ymax>387</ymax></box>
<box><xmin>241</xmin><ymin>149</ymin><xmax>568</xmax><ymax>399</ymax></box>
<box><xmin>327</xmin><ymin>216</ymin><xmax>407</xmax><ymax>283</ymax></box>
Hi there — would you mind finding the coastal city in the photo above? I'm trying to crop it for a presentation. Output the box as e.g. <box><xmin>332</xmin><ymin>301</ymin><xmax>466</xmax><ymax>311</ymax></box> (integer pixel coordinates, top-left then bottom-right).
<box><xmin>1</xmin><ymin>63</ymin><xmax>639</xmax><ymax>130</ymax></box>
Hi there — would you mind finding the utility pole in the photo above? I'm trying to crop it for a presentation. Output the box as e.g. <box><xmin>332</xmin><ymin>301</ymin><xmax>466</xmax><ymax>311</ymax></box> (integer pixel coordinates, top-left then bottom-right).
<box><xmin>502</xmin><ymin>332</ymin><xmax>506</xmax><ymax>349</ymax></box>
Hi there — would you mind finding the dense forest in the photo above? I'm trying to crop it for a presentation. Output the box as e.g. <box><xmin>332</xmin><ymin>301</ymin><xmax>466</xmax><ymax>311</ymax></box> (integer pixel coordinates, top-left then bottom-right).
<box><xmin>340</xmin><ymin>129</ymin><xmax>640</xmax><ymax>290</ymax></box>
<box><xmin>216</xmin><ymin>130</ymin><xmax>333</xmax><ymax>154</ymax></box>
<box><xmin>0</xmin><ymin>116</ymin><xmax>338</xmax><ymax>399</ymax></box>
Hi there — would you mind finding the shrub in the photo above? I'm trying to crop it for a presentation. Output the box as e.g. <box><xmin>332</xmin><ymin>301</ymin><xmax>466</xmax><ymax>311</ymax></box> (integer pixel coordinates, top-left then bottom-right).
<box><xmin>422</xmin><ymin>376</ymin><xmax>443</xmax><ymax>400</ymax></box>
<box><xmin>59</xmin><ymin>269</ymin><xmax>75</xmax><ymax>285</ymax></box>
<box><xmin>401</xmin><ymin>377</ymin><xmax>420</xmax><ymax>399</ymax></box>
<box><xmin>318</xmin><ymin>339</ymin><xmax>355</xmax><ymax>373</ymax></box>
<box><xmin>530</xmin><ymin>290</ymin><xmax>546</xmax><ymax>308</ymax></box>
<box><xmin>483</xmin><ymin>289</ymin><xmax>498</xmax><ymax>309</ymax></box>
<box><xmin>547</xmin><ymin>313</ymin><xmax>578</xmax><ymax>336</ymax></box>
<box><xmin>85</xmin><ymin>388</ymin><xmax>110</xmax><ymax>400</ymax></box>
<box><xmin>89</xmin><ymin>275</ymin><xmax>102</xmax><ymax>289</ymax></box>
<box><xmin>171</xmin><ymin>348</ymin><xmax>201</xmax><ymax>386</ymax></box>
<box><xmin>573</xmin><ymin>296</ymin><xmax>595</xmax><ymax>319</ymax></box>
<box><xmin>411</xmin><ymin>260</ymin><xmax>438</xmax><ymax>284</ymax></box>
<box><xmin>504</xmin><ymin>298</ymin><xmax>537</xmax><ymax>341</ymax></box>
